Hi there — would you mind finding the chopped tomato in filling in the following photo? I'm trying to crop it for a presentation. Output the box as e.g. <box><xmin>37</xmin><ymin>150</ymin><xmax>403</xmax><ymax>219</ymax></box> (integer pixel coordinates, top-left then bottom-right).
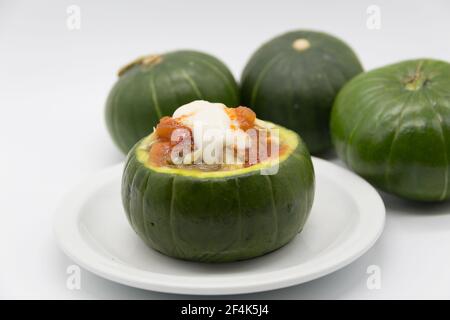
<box><xmin>148</xmin><ymin>141</ymin><xmax>172</xmax><ymax>166</ymax></box>
<box><xmin>225</xmin><ymin>106</ymin><xmax>256</xmax><ymax>131</ymax></box>
<box><xmin>235</xmin><ymin>106</ymin><xmax>256</xmax><ymax>131</ymax></box>
<box><xmin>156</xmin><ymin>116</ymin><xmax>192</xmax><ymax>144</ymax></box>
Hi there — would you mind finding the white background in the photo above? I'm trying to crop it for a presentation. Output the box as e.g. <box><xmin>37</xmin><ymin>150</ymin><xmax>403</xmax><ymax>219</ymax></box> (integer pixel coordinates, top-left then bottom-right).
<box><xmin>1</xmin><ymin>0</ymin><xmax>450</xmax><ymax>299</ymax></box>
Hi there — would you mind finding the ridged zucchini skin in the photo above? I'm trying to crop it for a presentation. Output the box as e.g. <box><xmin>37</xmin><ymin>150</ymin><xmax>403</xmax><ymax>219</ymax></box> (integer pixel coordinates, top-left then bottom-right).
<box><xmin>106</xmin><ymin>50</ymin><xmax>239</xmax><ymax>154</ymax></box>
<box><xmin>240</xmin><ymin>30</ymin><xmax>363</xmax><ymax>155</ymax></box>
<box><xmin>121</xmin><ymin>129</ymin><xmax>315</xmax><ymax>262</ymax></box>
<box><xmin>331</xmin><ymin>59</ymin><xmax>450</xmax><ymax>202</ymax></box>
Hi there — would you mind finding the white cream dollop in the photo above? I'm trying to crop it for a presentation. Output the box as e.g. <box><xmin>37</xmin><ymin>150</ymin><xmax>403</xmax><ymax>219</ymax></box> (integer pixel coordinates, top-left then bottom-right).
<box><xmin>172</xmin><ymin>100</ymin><xmax>250</xmax><ymax>164</ymax></box>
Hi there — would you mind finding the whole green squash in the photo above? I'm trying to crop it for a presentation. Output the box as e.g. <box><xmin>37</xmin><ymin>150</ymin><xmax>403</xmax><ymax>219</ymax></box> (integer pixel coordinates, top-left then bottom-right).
<box><xmin>105</xmin><ymin>51</ymin><xmax>239</xmax><ymax>153</ymax></box>
<box><xmin>122</xmin><ymin>122</ymin><xmax>315</xmax><ymax>262</ymax></box>
<box><xmin>331</xmin><ymin>59</ymin><xmax>450</xmax><ymax>202</ymax></box>
<box><xmin>240</xmin><ymin>30</ymin><xmax>363</xmax><ymax>155</ymax></box>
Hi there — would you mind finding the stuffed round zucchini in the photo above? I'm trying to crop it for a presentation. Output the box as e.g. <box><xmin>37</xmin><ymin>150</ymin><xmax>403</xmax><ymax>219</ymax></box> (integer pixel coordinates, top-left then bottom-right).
<box><xmin>331</xmin><ymin>59</ymin><xmax>450</xmax><ymax>202</ymax></box>
<box><xmin>122</xmin><ymin>100</ymin><xmax>315</xmax><ymax>262</ymax></box>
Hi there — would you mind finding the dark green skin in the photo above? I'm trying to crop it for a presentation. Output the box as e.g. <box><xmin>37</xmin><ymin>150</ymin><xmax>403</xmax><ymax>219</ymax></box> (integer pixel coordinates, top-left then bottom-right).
<box><xmin>331</xmin><ymin>59</ymin><xmax>450</xmax><ymax>202</ymax></box>
<box><xmin>122</xmin><ymin>133</ymin><xmax>315</xmax><ymax>262</ymax></box>
<box><xmin>106</xmin><ymin>50</ymin><xmax>239</xmax><ymax>153</ymax></box>
<box><xmin>240</xmin><ymin>30</ymin><xmax>363</xmax><ymax>155</ymax></box>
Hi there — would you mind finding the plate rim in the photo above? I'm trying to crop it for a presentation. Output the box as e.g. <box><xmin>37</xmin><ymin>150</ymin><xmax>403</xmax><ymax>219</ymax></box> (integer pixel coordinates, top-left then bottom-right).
<box><xmin>54</xmin><ymin>157</ymin><xmax>385</xmax><ymax>295</ymax></box>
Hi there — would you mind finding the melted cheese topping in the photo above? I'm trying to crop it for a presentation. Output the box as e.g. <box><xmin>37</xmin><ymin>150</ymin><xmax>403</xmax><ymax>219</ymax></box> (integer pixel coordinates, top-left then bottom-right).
<box><xmin>172</xmin><ymin>100</ymin><xmax>250</xmax><ymax>154</ymax></box>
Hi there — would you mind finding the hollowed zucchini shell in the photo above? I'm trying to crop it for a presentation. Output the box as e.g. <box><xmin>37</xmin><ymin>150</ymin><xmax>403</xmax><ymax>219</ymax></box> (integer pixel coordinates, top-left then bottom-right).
<box><xmin>331</xmin><ymin>59</ymin><xmax>450</xmax><ymax>201</ymax></box>
<box><xmin>121</xmin><ymin>122</ymin><xmax>315</xmax><ymax>262</ymax></box>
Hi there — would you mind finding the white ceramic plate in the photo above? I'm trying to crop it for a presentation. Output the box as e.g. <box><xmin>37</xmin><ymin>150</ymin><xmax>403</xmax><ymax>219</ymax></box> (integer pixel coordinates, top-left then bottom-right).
<box><xmin>54</xmin><ymin>157</ymin><xmax>385</xmax><ymax>295</ymax></box>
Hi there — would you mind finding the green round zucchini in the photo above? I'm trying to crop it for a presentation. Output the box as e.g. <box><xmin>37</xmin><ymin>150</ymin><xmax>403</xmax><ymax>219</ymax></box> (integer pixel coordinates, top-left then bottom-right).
<box><xmin>122</xmin><ymin>122</ymin><xmax>315</xmax><ymax>262</ymax></box>
<box><xmin>240</xmin><ymin>30</ymin><xmax>363</xmax><ymax>155</ymax></box>
<box><xmin>106</xmin><ymin>50</ymin><xmax>239</xmax><ymax>153</ymax></box>
<box><xmin>331</xmin><ymin>59</ymin><xmax>450</xmax><ymax>201</ymax></box>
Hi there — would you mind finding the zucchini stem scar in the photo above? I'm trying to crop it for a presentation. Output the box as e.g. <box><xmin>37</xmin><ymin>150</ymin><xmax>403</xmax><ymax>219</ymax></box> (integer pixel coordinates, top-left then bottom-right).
<box><xmin>118</xmin><ymin>54</ymin><xmax>163</xmax><ymax>76</ymax></box>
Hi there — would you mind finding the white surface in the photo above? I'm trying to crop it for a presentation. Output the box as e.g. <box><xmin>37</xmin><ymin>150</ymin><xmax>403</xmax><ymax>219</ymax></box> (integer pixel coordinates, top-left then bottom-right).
<box><xmin>53</xmin><ymin>158</ymin><xmax>385</xmax><ymax>295</ymax></box>
<box><xmin>1</xmin><ymin>0</ymin><xmax>450</xmax><ymax>299</ymax></box>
